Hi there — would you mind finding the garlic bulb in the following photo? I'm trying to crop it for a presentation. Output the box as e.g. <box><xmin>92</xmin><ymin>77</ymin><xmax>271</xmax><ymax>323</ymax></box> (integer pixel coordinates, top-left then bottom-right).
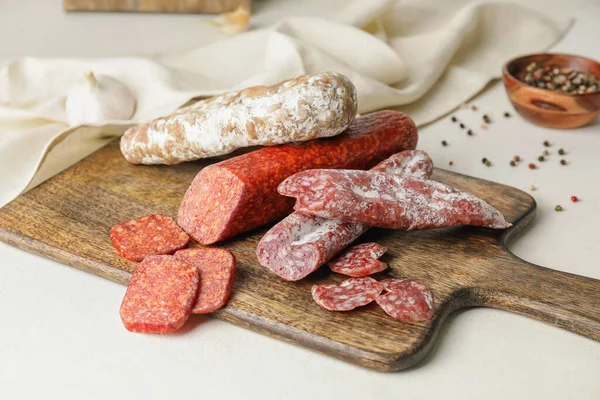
<box><xmin>65</xmin><ymin>71</ymin><xmax>136</xmax><ymax>125</ymax></box>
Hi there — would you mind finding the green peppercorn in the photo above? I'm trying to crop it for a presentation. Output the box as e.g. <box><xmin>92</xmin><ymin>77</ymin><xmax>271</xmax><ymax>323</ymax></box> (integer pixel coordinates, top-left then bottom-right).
<box><xmin>555</xmin><ymin>205</ymin><xmax>563</xmax><ymax>212</ymax></box>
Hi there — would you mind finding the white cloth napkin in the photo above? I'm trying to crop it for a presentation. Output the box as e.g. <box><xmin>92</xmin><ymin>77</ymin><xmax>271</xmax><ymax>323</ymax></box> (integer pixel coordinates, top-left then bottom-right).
<box><xmin>0</xmin><ymin>0</ymin><xmax>572</xmax><ymax>208</ymax></box>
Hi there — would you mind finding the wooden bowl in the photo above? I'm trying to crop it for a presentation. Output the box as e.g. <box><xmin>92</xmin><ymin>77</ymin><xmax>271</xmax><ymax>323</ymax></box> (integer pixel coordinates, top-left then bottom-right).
<box><xmin>503</xmin><ymin>53</ymin><xmax>600</xmax><ymax>129</ymax></box>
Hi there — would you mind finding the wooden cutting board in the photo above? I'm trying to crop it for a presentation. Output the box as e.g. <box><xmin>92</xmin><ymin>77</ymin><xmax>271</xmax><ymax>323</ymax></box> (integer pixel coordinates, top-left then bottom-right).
<box><xmin>0</xmin><ymin>140</ymin><xmax>599</xmax><ymax>371</ymax></box>
<box><xmin>64</xmin><ymin>0</ymin><xmax>251</xmax><ymax>14</ymax></box>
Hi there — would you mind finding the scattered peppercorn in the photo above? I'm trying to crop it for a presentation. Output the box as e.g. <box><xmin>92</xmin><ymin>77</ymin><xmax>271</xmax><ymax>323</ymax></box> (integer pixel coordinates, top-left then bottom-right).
<box><xmin>485</xmin><ymin>160</ymin><xmax>492</xmax><ymax>167</ymax></box>
<box><xmin>519</xmin><ymin>62</ymin><xmax>599</xmax><ymax>94</ymax></box>
<box><xmin>560</xmin><ymin>159</ymin><xmax>567</xmax><ymax>165</ymax></box>
<box><xmin>451</xmin><ymin>116</ymin><xmax>457</xmax><ymax>122</ymax></box>
<box><xmin>543</xmin><ymin>150</ymin><xmax>550</xmax><ymax>156</ymax></box>
<box><xmin>459</xmin><ymin>123</ymin><xmax>465</xmax><ymax>129</ymax></box>
<box><xmin>530</xmin><ymin>185</ymin><xmax>537</xmax><ymax>191</ymax></box>
<box><xmin>449</xmin><ymin>161</ymin><xmax>454</xmax><ymax>166</ymax></box>
<box><xmin>441</xmin><ymin>140</ymin><xmax>448</xmax><ymax>146</ymax></box>
<box><xmin>543</xmin><ymin>140</ymin><xmax>551</xmax><ymax>147</ymax></box>
<box><xmin>555</xmin><ymin>205</ymin><xmax>563</xmax><ymax>212</ymax></box>
<box><xmin>558</xmin><ymin>148</ymin><xmax>565</xmax><ymax>155</ymax></box>
<box><xmin>471</xmin><ymin>105</ymin><xmax>478</xmax><ymax>111</ymax></box>
<box><xmin>510</xmin><ymin>160</ymin><xmax>516</xmax><ymax>166</ymax></box>
<box><xmin>571</xmin><ymin>196</ymin><xmax>578</xmax><ymax>202</ymax></box>
<box><xmin>538</xmin><ymin>155</ymin><xmax>545</xmax><ymax>162</ymax></box>
<box><xmin>483</xmin><ymin>115</ymin><xmax>491</xmax><ymax>123</ymax></box>
<box><xmin>504</xmin><ymin>112</ymin><xmax>511</xmax><ymax>118</ymax></box>
<box><xmin>528</xmin><ymin>163</ymin><xmax>536</xmax><ymax>169</ymax></box>
<box><xmin>467</xmin><ymin>129</ymin><xmax>473</xmax><ymax>136</ymax></box>
<box><xmin>514</xmin><ymin>155</ymin><xmax>521</xmax><ymax>162</ymax></box>
<box><xmin>482</xmin><ymin>157</ymin><xmax>488</xmax><ymax>164</ymax></box>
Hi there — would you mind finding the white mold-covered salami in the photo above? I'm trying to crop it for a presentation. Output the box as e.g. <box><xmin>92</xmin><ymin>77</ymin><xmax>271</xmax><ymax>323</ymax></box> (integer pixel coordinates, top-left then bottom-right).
<box><xmin>279</xmin><ymin>170</ymin><xmax>510</xmax><ymax>230</ymax></box>
<box><xmin>256</xmin><ymin>150</ymin><xmax>433</xmax><ymax>281</ymax></box>
<box><xmin>120</xmin><ymin>72</ymin><xmax>357</xmax><ymax>165</ymax></box>
<box><xmin>311</xmin><ymin>277</ymin><xmax>384</xmax><ymax>311</ymax></box>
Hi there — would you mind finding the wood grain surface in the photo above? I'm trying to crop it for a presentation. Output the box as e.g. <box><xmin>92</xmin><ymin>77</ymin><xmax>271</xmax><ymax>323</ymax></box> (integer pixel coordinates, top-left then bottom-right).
<box><xmin>0</xmin><ymin>140</ymin><xmax>599</xmax><ymax>371</ymax></box>
<box><xmin>64</xmin><ymin>0</ymin><xmax>251</xmax><ymax>14</ymax></box>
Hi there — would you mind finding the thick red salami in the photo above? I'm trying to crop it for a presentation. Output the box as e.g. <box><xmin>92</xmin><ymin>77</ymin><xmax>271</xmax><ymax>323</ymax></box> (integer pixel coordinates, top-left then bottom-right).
<box><xmin>312</xmin><ymin>277</ymin><xmax>384</xmax><ymax>311</ymax></box>
<box><xmin>279</xmin><ymin>171</ymin><xmax>510</xmax><ymax>230</ymax></box>
<box><xmin>110</xmin><ymin>214</ymin><xmax>190</xmax><ymax>262</ymax></box>
<box><xmin>376</xmin><ymin>279</ymin><xmax>434</xmax><ymax>322</ymax></box>
<box><xmin>328</xmin><ymin>242</ymin><xmax>387</xmax><ymax>277</ymax></box>
<box><xmin>120</xmin><ymin>255</ymin><xmax>199</xmax><ymax>333</ymax></box>
<box><xmin>178</xmin><ymin>110</ymin><xmax>418</xmax><ymax>245</ymax></box>
<box><xmin>257</xmin><ymin>150</ymin><xmax>433</xmax><ymax>281</ymax></box>
<box><xmin>174</xmin><ymin>247</ymin><xmax>236</xmax><ymax>314</ymax></box>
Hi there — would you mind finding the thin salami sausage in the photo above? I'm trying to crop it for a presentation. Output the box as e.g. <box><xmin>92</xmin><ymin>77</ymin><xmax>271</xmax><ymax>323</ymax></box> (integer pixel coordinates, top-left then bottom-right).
<box><xmin>178</xmin><ymin>110</ymin><xmax>418</xmax><ymax>245</ymax></box>
<box><xmin>119</xmin><ymin>255</ymin><xmax>199</xmax><ymax>333</ymax></box>
<box><xmin>257</xmin><ymin>150</ymin><xmax>433</xmax><ymax>281</ymax></box>
<box><xmin>110</xmin><ymin>214</ymin><xmax>190</xmax><ymax>262</ymax></box>
<box><xmin>174</xmin><ymin>247</ymin><xmax>236</xmax><ymax>314</ymax></box>
<box><xmin>279</xmin><ymin>170</ymin><xmax>510</xmax><ymax>230</ymax></box>
<box><xmin>376</xmin><ymin>279</ymin><xmax>434</xmax><ymax>322</ymax></box>
<box><xmin>312</xmin><ymin>277</ymin><xmax>384</xmax><ymax>311</ymax></box>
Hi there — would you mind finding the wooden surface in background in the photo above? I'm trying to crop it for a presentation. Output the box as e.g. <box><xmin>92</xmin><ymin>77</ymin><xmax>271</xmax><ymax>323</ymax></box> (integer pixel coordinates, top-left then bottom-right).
<box><xmin>64</xmin><ymin>0</ymin><xmax>251</xmax><ymax>14</ymax></box>
<box><xmin>0</xmin><ymin>140</ymin><xmax>599</xmax><ymax>371</ymax></box>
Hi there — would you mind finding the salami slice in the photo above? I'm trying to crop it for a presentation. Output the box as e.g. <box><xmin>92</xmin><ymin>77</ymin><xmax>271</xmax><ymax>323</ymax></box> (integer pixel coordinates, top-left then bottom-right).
<box><xmin>178</xmin><ymin>110</ymin><xmax>418</xmax><ymax>245</ymax></box>
<box><xmin>119</xmin><ymin>255</ymin><xmax>199</xmax><ymax>333</ymax></box>
<box><xmin>328</xmin><ymin>242</ymin><xmax>387</xmax><ymax>277</ymax></box>
<box><xmin>376</xmin><ymin>279</ymin><xmax>434</xmax><ymax>322</ymax></box>
<box><xmin>279</xmin><ymin>171</ymin><xmax>510</xmax><ymax>230</ymax></box>
<box><xmin>311</xmin><ymin>277</ymin><xmax>384</xmax><ymax>311</ymax></box>
<box><xmin>174</xmin><ymin>247</ymin><xmax>236</xmax><ymax>314</ymax></box>
<box><xmin>257</xmin><ymin>150</ymin><xmax>433</xmax><ymax>281</ymax></box>
<box><xmin>110</xmin><ymin>214</ymin><xmax>189</xmax><ymax>262</ymax></box>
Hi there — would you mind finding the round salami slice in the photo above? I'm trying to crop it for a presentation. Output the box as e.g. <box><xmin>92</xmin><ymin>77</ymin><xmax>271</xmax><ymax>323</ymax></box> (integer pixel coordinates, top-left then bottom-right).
<box><xmin>376</xmin><ymin>279</ymin><xmax>434</xmax><ymax>322</ymax></box>
<box><xmin>174</xmin><ymin>247</ymin><xmax>236</xmax><ymax>314</ymax></box>
<box><xmin>110</xmin><ymin>214</ymin><xmax>189</xmax><ymax>262</ymax></box>
<box><xmin>120</xmin><ymin>255</ymin><xmax>199</xmax><ymax>333</ymax></box>
<box><xmin>328</xmin><ymin>242</ymin><xmax>388</xmax><ymax>277</ymax></box>
<box><xmin>311</xmin><ymin>277</ymin><xmax>384</xmax><ymax>311</ymax></box>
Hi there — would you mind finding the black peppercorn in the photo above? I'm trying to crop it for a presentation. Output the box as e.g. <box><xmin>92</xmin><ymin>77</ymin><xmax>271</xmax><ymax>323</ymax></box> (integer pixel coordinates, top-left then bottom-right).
<box><xmin>451</xmin><ymin>116</ymin><xmax>457</xmax><ymax>122</ymax></box>
<box><xmin>558</xmin><ymin>148</ymin><xmax>565</xmax><ymax>155</ymax></box>
<box><xmin>442</xmin><ymin>140</ymin><xmax>448</xmax><ymax>146</ymax></box>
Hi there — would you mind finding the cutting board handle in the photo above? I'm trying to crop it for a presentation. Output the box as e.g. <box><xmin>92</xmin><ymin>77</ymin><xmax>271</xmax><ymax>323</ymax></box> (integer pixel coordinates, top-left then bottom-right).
<box><xmin>477</xmin><ymin>254</ymin><xmax>600</xmax><ymax>341</ymax></box>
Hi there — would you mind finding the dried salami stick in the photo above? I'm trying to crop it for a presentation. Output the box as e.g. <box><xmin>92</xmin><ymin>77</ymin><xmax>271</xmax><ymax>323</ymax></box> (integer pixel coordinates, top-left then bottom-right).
<box><xmin>279</xmin><ymin>170</ymin><xmax>510</xmax><ymax>230</ymax></box>
<box><xmin>257</xmin><ymin>150</ymin><xmax>433</xmax><ymax>281</ymax></box>
<box><xmin>179</xmin><ymin>110</ymin><xmax>418</xmax><ymax>245</ymax></box>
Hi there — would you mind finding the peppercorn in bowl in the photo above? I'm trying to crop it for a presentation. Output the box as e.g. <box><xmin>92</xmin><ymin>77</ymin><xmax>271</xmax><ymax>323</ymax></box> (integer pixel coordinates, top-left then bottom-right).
<box><xmin>503</xmin><ymin>53</ymin><xmax>600</xmax><ymax>129</ymax></box>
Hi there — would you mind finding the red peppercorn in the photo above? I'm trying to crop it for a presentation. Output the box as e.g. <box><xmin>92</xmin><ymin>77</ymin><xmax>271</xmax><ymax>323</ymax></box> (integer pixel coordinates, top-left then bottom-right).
<box><xmin>571</xmin><ymin>196</ymin><xmax>578</xmax><ymax>202</ymax></box>
<box><xmin>528</xmin><ymin>163</ymin><xmax>536</xmax><ymax>169</ymax></box>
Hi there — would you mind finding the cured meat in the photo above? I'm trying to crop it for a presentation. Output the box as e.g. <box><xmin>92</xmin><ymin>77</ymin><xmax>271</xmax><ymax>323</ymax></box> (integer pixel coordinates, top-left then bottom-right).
<box><xmin>179</xmin><ymin>110</ymin><xmax>418</xmax><ymax>245</ymax></box>
<box><xmin>110</xmin><ymin>214</ymin><xmax>190</xmax><ymax>262</ymax></box>
<box><xmin>174</xmin><ymin>247</ymin><xmax>236</xmax><ymax>314</ymax></box>
<box><xmin>376</xmin><ymin>279</ymin><xmax>434</xmax><ymax>322</ymax></box>
<box><xmin>257</xmin><ymin>150</ymin><xmax>433</xmax><ymax>281</ymax></box>
<box><xmin>311</xmin><ymin>277</ymin><xmax>384</xmax><ymax>311</ymax></box>
<box><xmin>120</xmin><ymin>72</ymin><xmax>357</xmax><ymax>165</ymax></box>
<box><xmin>328</xmin><ymin>242</ymin><xmax>387</xmax><ymax>277</ymax></box>
<box><xmin>371</xmin><ymin>149</ymin><xmax>433</xmax><ymax>177</ymax></box>
<box><xmin>279</xmin><ymin>170</ymin><xmax>510</xmax><ymax>230</ymax></box>
<box><xmin>119</xmin><ymin>255</ymin><xmax>199</xmax><ymax>333</ymax></box>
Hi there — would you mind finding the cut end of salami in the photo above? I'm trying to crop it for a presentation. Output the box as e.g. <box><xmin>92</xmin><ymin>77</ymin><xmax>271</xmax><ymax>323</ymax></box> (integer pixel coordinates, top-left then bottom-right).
<box><xmin>311</xmin><ymin>277</ymin><xmax>384</xmax><ymax>311</ymax></box>
<box><xmin>376</xmin><ymin>279</ymin><xmax>434</xmax><ymax>322</ymax></box>
<box><xmin>110</xmin><ymin>214</ymin><xmax>190</xmax><ymax>262</ymax></box>
<box><xmin>328</xmin><ymin>242</ymin><xmax>388</xmax><ymax>277</ymax></box>
<box><xmin>119</xmin><ymin>255</ymin><xmax>199</xmax><ymax>333</ymax></box>
<box><xmin>178</xmin><ymin>166</ymin><xmax>248</xmax><ymax>245</ymax></box>
<box><xmin>174</xmin><ymin>247</ymin><xmax>236</xmax><ymax>314</ymax></box>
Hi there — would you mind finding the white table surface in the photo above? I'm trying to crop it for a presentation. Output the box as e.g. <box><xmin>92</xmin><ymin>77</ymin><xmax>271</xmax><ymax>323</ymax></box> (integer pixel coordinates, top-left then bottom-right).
<box><xmin>1</xmin><ymin>1</ymin><xmax>599</xmax><ymax>399</ymax></box>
